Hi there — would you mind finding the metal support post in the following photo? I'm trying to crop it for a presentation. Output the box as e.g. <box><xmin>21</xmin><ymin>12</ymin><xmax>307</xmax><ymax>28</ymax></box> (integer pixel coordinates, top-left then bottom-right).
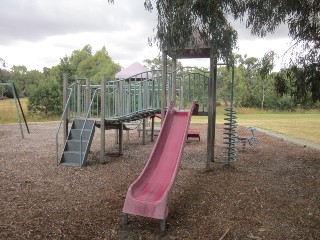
<box><xmin>172</xmin><ymin>58</ymin><xmax>177</xmax><ymax>107</ymax></box>
<box><xmin>161</xmin><ymin>51</ymin><xmax>167</xmax><ymax>125</ymax></box>
<box><xmin>142</xmin><ymin>118</ymin><xmax>146</xmax><ymax>145</ymax></box>
<box><xmin>100</xmin><ymin>76</ymin><xmax>106</xmax><ymax>164</ymax></box>
<box><xmin>207</xmin><ymin>53</ymin><xmax>217</xmax><ymax>170</ymax></box>
<box><xmin>119</xmin><ymin>123</ymin><xmax>123</xmax><ymax>155</ymax></box>
<box><xmin>86</xmin><ymin>78</ymin><xmax>91</xmax><ymax>116</ymax></box>
<box><xmin>77</xmin><ymin>79</ymin><xmax>81</xmax><ymax>117</ymax></box>
<box><xmin>151</xmin><ymin>116</ymin><xmax>155</xmax><ymax>142</ymax></box>
<box><xmin>63</xmin><ymin>74</ymin><xmax>68</xmax><ymax>144</ymax></box>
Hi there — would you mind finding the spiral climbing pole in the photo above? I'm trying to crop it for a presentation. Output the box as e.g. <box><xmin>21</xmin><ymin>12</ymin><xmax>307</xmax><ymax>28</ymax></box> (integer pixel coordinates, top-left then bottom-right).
<box><xmin>223</xmin><ymin>66</ymin><xmax>237</xmax><ymax>164</ymax></box>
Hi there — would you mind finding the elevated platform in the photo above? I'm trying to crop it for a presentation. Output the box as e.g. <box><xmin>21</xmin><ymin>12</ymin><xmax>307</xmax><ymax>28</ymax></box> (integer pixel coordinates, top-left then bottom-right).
<box><xmin>95</xmin><ymin>108</ymin><xmax>161</xmax><ymax>129</ymax></box>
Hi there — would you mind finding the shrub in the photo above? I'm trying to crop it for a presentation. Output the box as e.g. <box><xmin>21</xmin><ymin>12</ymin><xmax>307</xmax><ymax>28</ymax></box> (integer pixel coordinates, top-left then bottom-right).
<box><xmin>28</xmin><ymin>79</ymin><xmax>62</xmax><ymax>116</ymax></box>
<box><xmin>276</xmin><ymin>95</ymin><xmax>297</xmax><ymax>111</ymax></box>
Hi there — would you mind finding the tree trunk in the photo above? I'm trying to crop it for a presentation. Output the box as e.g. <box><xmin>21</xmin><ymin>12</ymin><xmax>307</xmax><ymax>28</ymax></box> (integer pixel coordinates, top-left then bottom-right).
<box><xmin>261</xmin><ymin>85</ymin><xmax>265</xmax><ymax>110</ymax></box>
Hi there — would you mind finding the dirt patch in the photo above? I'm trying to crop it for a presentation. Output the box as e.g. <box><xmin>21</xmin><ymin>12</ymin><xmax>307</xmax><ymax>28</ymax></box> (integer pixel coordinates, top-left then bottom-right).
<box><xmin>0</xmin><ymin>122</ymin><xmax>319</xmax><ymax>239</ymax></box>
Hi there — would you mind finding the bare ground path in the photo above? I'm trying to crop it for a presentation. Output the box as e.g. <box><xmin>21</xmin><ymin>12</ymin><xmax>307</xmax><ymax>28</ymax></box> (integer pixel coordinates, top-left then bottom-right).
<box><xmin>0</xmin><ymin>122</ymin><xmax>319</xmax><ymax>239</ymax></box>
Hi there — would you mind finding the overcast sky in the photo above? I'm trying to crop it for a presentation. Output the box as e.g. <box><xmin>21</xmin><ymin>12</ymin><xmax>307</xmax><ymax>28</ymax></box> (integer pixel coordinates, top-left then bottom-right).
<box><xmin>0</xmin><ymin>0</ymin><xmax>293</xmax><ymax>72</ymax></box>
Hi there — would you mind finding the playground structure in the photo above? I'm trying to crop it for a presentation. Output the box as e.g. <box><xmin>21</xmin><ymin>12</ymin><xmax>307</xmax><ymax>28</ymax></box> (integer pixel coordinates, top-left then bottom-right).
<box><xmin>55</xmin><ymin>64</ymin><xmax>235</xmax><ymax>230</ymax></box>
<box><xmin>55</xmin><ymin>38</ymin><xmax>237</xmax><ymax>229</ymax></box>
<box><xmin>0</xmin><ymin>82</ymin><xmax>29</xmax><ymax>138</ymax></box>
<box><xmin>56</xmin><ymin>67</ymin><xmax>210</xmax><ymax>167</ymax></box>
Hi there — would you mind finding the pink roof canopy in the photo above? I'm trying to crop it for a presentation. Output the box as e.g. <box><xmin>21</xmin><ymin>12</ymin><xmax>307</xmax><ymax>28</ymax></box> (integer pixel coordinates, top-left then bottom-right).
<box><xmin>115</xmin><ymin>61</ymin><xmax>150</xmax><ymax>79</ymax></box>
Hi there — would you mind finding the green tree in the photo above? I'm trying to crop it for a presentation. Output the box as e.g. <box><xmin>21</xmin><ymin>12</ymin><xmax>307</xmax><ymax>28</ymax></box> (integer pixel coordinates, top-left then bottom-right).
<box><xmin>55</xmin><ymin>45</ymin><xmax>93</xmax><ymax>83</ymax></box>
<box><xmin>143</xmin><ymin>56</ymin><xmax>184</xmax><ymax>71</ymax></box>
<box><xmin>78</xmin><ymin>46</ymin><xmax>121</xmax><ymax>83</ymax></box>
<box><xmin>28</xmin><ymin>79</ymin><xmax>62</xmax><ymax>116</ymax></box>
<box><xmin>257</xmin><ymin>51</ymin><xmax>276</xmax><ymax>109</ymax></box>
<box><xmin>56</xmin><ymin>45</ymin><xmax>120</xmax><ymax>84</ymax></box>
<box><xmin>0</xmin><ymin>58</ymin><xmax>6</xmax><ymax>68</ymax></box>
<box><xmin>9</xmin><ymin>66</ymin><xmax>44</xmax><ymax>97</ymax></box>
<box><xmin>275</xmin><ymin>64</ymin><xmax>319</xmax><ymax>109</ymax></box>
<box><xmin>216</xmin><ymin>66</ymin><xmax>233</xmax><ymax>106</ymax></box>
<box><xmin>0</xmin><ymin>68</ymin><xmax>10</xmax><ymax>98</ymax></box>
<box><xmin>9</xmin><ymin>65</ymin><xmax>28</xmax><ymax>97</ymax></box>
<box><xmin>244</xmin><ymin>0</ymin><xmax>320</xmax><ymax>65</ymax></box>
<box><xmin>236</xmin><ymin>55</ymin><xmax>260</xmax><ymax>107</ymax></box>
<box><xmin>109</xmin><ymin>0</ymin><xmax>319</xmax><ymax>100</ymax></box>
<box><xmin>24</xmin><ymin>70</ymin><xmax>44</xmax><ymax>96</ymax></box>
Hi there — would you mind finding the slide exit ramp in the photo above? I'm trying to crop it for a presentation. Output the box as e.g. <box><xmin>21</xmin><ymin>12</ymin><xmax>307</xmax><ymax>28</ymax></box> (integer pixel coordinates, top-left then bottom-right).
<box><xmin>123</xmin><ymin>100</ymin><xmax>195</xmax><ymax>231</ymax></box>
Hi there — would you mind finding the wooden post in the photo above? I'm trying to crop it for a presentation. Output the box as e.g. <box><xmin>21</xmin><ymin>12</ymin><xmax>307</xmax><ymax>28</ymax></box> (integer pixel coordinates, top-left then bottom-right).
<box><xmin>143</xmin><ymin>79</ymin><xmax>148</xmax><ymax>109</ymax></box>
<box><xmin>142</xmin><ymin>118</ymin><xmax>146</xmax><ymax>145</ymax></box>
<box><xmin>161</xmin><ymin>51</ymin><xmax>167</xmax><ymax>125</ymax></box>
<box><xmin>207</xmin><ymin>52</ymin><xmax>217</xmax><ymax>170</ymax></box>
<box><xmin>86</xmin><ymin>78</ymin><xmax>91</xmax><ymax>116</ymax></box>
<box><xmin>115</xmin><ymin>81</ymin><xmax>120</xmax><ymax>144</ymax></box>
<box><xmin>115</xmin><ymin>130</ymin><xmax>119</xmax><ymax>144</ymax></box>
<box><xmin>172</xmin><ymin>58</ymin><xmax>177</xmax><ymax>107</ymax></box>
<box><xmin>151</xmin><ymin>116</ymin><xmax>154</xmax><ymax>142</ymax></box>
<box><xmin>119</xmin><ymin>123</ymin><xmax>123</xmax><ymax>155</ymax></box>
<box><xmin>119</xmin><ymin>81</ymin><xmax>123</xmax><ymax>115</ymax></box>
<box><xmin>63</xmin><ymin>74</ymin><xmax>68</xmax><ymax>144</ymax></box>
<box><xmin>100</xmin><ymin>76</ymin><xmax>106</xmax><ymax>164</ymax></box>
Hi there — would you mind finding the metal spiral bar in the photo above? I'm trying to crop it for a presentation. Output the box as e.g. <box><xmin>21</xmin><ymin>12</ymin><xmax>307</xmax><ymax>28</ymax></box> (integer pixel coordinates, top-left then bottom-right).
<box><xmin>223</xmin><ymin>107</ymin><xmax>237</xmax><ymax>164</ymax></box>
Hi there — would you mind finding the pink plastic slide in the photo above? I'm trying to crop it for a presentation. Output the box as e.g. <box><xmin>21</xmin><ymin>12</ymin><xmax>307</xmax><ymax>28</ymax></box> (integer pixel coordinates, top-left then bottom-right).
<box><xmin>123</xmin><ymin>101</ymin><xmax>195</xmax><ymax>227</ymax></box>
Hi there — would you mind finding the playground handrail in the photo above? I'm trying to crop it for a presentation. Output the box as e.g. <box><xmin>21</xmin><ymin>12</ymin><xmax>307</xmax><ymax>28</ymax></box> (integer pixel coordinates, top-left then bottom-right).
<box><xmin>79</xmin><ymin>87</ymin><xmax>100</xmax><ymax>168</ymax></box>
<box><xmin>61</xmin><ymin>67</ymin><xmax>209</xmax><ymax>125</ymax></box>
<box><xmin>166</xmin><ymin>67</ymin><xmax>209</xmax><ymax>112</ymax></box>
<box><xmin>55</xmin><ymin>86</ymin><xmax>74</xmax><ymax>165</ymax></box>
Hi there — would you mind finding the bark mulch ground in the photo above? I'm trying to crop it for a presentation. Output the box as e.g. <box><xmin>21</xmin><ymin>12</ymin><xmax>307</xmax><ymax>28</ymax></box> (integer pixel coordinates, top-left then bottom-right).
<box><xmin>0</xmin><ymin>122</ymin><xmax>319</xmax><ymax>240</ymax></box>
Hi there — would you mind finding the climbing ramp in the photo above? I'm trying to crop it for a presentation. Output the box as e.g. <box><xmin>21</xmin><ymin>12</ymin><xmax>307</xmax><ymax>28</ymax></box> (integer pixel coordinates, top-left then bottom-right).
<box><xmin>59</xmin><ymin>119</ymin><xmax>95</xmax><ymax>167</ymax></box>
<box><xmin>122</xmin><ymin>101</ymin><xmax>195</xmax><ymax>231</ymax></box>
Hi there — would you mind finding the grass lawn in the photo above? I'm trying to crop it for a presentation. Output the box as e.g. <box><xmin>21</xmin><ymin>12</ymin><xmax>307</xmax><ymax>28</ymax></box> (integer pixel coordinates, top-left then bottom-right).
<box><xmin>236</xmin><ymin>113</ymin><xmax>320</xmax><ymax>145</ymax></box>
<box><xmin>191</xmin><ymin>107</ymin><xmax>320</xmax><ymax>145</ymax></box>
<box><xmin>1</xmin><ymin>99</ymin><xmax>319</xmax><ymax>145</ymax></box>
<box><xmin>0</xmin><ymin>98</ymin><xmax>59</xmax><ymax>124</ymax></box>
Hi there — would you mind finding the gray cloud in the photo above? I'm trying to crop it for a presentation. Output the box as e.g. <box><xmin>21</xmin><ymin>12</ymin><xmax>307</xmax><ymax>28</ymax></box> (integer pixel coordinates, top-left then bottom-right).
<box><xmin>0</xmin><ymin>0</ymin><xmax>291</xmax><ymax>71</ymax></box>
<box><xmin>0</xmin><ymin>0</ymin><xmax>155</xmax><ymax>45</ymax></box>
<box><xmin>230</xmin><ymin>17</ymin><xmax>290</xmax><ymax>41</ymax></box>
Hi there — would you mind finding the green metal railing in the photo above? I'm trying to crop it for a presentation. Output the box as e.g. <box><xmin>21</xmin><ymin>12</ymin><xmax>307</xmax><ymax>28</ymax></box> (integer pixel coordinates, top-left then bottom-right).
<box><xmin>79</xmin><ymin>87</ymin><xmax>100</xmax><ymax>168</ymax></box>
<box><xmin>55</xmin><ymin>84</ymin><xmax>74</xmax><ymax>165</ymax></box>
<box><xmin>69</xmin><ymin>71</ymin><xmax>163</xmax><ymax>120</ymax></box>
<box><xmin>55</xmin><ymin>67</ymin><xmax>210</xmax><ymax>165</ymax></box>
<box><xmin>168</xmin><ymin>67</ymin><xmax>209</xmax><ymax>113</ymax></box>
<box><xmin>61</xmin><ymin>68</ymin><xmax>209</xmax><ymax>122</ymax></box>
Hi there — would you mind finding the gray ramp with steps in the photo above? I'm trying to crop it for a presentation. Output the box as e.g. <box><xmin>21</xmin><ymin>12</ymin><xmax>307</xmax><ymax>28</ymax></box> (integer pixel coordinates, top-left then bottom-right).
<box><xmin>60</xmin><ymin>119</ymin><xmax>95</xmax><ymax>167</ymax></box>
